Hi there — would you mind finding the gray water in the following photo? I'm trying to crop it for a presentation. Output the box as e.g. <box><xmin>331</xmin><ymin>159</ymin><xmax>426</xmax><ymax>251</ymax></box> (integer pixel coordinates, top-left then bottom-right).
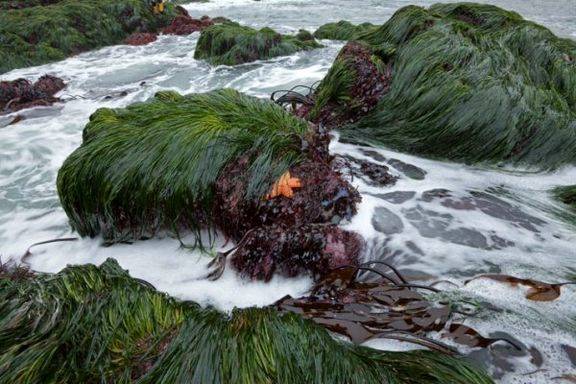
<box><xmin>0</xmin><ymin>0</ymin><xmax>575</xmax><ymax>382</ymax></box>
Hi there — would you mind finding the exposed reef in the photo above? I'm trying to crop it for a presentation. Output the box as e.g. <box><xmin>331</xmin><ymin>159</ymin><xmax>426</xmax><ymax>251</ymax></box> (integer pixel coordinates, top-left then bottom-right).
<box><xmin>194</xmin><ymin>22</ymin><xmax>322</xmax><ymax>66</ymax></box>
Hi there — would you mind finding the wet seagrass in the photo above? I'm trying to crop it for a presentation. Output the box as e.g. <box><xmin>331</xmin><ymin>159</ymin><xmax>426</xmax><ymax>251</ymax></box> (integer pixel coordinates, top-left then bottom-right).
<box><xmin>0</xmin><ymin>258</ymin><xmax>494</xmax><ymax>383</ymax></box>
<box><xmin>312</xmin><ymin>3</ymin><xmax>576</xmax><ymax>168</ymax></box>
<box><xmin>57</xmin><ymin>89</ymin><xmax>310</xmax><ymax>243</ymax></box>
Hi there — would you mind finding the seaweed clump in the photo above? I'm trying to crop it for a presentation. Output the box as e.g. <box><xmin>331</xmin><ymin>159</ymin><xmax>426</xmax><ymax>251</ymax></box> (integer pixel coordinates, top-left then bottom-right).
<box><xmin>313</xmin><ymin>20</ymin><xmax>378</xmax><ymax>41</ymax></box>
<box><xmin>0</xmin><ymin>258</ymin><xmax>494</xmax><ymax>383</ymax></box>
<box><xmin>312</xmin><ymin>3</ymin><xmax>576</xmax><ymax>168</ymax></box>
<box><xmin>0</xmin><ymin>74</ymin><xmax>65</xmax><ymax>114</ymax></box>
<box><xmin>0</xmin><ymin>0</ymin><xmax>177</xmax><ymax>74</ymax></box>
<box><xmin>194</xmin><ymin>22</ymin><xmax>323</xmax><ymax>66</ymax></box>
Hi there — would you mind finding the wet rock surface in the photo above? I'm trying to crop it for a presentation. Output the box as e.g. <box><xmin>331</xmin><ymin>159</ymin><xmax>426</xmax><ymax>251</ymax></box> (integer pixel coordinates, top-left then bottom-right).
<box><xmin>372</xmin><ymin>191</ymin><xmax>416</xmax><ymax>204</ymax></box>
<box><xmin>0</xmin><ymin>75</ymin><xmax>66</xmax><ymax>115</ymax></box>
<box><xmin>125</xmin><ymin>32</ymin><xmax>158</xmax><ymax>46</ymax></box>
<box><xmin>420</xmin><ymin>189</ymin><xmax>546</xmax><ymax>232</ymax></box>
<box><xmin>387</xmin><ymin>158</ymin><xmax>426</xmax><ymax>180</ymax></box>
<box><xmin>230</xmin><ymin>224</ymin><xmax>364</xmax><ymax>281</ymax></box>
<box><xmin>402</xmin><ymin>205</ymin><xmax>515</xmax><ymax>250</ymax></box>
<box><xmin>371</xmin><ymin>206</ymin><xmax>404</xmax><ymax>235</ymax></box>
<box><xmin>302</xmin><ymin>41</ymin><xmax>391</xmax><ymax>128</ymax></box>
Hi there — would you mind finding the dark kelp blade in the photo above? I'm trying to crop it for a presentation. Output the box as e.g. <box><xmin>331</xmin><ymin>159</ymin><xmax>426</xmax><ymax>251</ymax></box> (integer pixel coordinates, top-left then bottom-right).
<box><xmin>465</xmin><ymin>274</ymin><xmax>576</xmax><ymax>302</ymax></box>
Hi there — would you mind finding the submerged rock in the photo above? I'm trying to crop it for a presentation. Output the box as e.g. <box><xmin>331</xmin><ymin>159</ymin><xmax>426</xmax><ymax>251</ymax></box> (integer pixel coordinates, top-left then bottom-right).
<box><xmin>313</xmin><ymin>20</ymin><xmax>378</xmax><ymax>40</ymax></box>
<box><xmin>0</xmin><ymin>74</ymin><xmax>65</xmax><ymax>114</ymax></box>
<box><xmin>194</xmin><ymin>22</ymin><xmax>323</xmax><ymax>66</ymax></box>
<box><xmin>312</xmin><ymin>3</ymin><xmax>576</xmax><ymax>168</ymax></box>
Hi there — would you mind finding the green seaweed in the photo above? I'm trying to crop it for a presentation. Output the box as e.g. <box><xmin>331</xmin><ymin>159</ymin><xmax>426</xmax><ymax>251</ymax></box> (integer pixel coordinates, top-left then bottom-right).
<box><xmin>554</xmin><ymin>185</ymin><xmax>576</xmax><ymax>211</ymax></box>
<box><xmin>313</xmin><ymin>20</ymin><xmax>378</xmax><ymax>41</ymax></box>
<box><xmin>194</xmin><ymin>22</ymin><xmax>322</xmax><ymax>66</ymax></box>
<box><xmin>0</xmin><ymin>0</ymin><xmax>177</xmax><ymax>74</ymax></box>
<box><xmin>57</xmin><ymin>89</ymin><xmax>309</xmax><ymax>243</ymax></box>
<box><xmin>319</xmin><ymin>3</ymin><xmax>576</xmax><ymax>169</ymax></box>
<box><xmin>0</xmin><ymin>258</ymin><xmax>494</xmax><ymax>383</ymax></box>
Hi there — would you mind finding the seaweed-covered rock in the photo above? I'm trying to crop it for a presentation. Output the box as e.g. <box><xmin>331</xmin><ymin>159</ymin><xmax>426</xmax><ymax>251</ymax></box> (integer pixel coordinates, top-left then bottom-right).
<box><xmin>0</xmin><ymin>258</ymin><xmax>494</xmax><ymax>383</ymax></box>
<box><xmin>315</xmin><ymin>3</ymin><xmax>576</xmax><ymax>168</ymax></box>
<box><xmin>313</xmin><ymin>20</ymin><xmax>377</xmax><ymax>40</ymax></box>
<box><xmin>300</xmin><ymin>41</ymin><xmax>391</xmax><ymax>128</ymax></box>
<box><xmin>57</xmin><ymin>89</ymin><xmax>311</xmax><ymax>243</ymax></box>
<box><xmin>194</xmin><ymin>22</ymin><xmax>323</xmax><ymax>66</ymax></box>
<box><xmin>0</xmin><ymin>0</ymin><xmax>178</xmax><ymax>74</ymax></box>
<box><xmin>0</xmin><ymin>74</ymin><xmax>65</xmax><ymax>114</ymax></box>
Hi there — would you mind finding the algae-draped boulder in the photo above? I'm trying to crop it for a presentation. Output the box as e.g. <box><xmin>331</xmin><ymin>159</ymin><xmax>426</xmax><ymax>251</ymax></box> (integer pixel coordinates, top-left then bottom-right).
<box><xmin>57</xmin><ymin>89</ymin><xmax>311</xmax><ymax>243</ymax></box>
<box><xmin>0</xmin><ymin>0</ymin><xmax>177</xmax><ymax>74</ymax></box>
<box><xmin>194</xmin><ymin>22</ymin><xmax>322</xmax><ymax>66</ymax></box>
<box><xmin>0</xmin><ymin>258</ymin><xmax>494</xmax><ymax>383</ymax></box>
<box><xmin>312</xmin><ymin>3</ymin><xmax>576</xmax><ymax>169</ymax></box>
<box><xmin>313</xmin><ymin>20</ymin><xmax>378</xmax><ymax>41</ymax></box>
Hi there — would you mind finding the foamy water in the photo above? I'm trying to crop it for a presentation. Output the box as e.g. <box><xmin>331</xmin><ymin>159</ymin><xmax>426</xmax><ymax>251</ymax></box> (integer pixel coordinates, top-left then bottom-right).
<box><xmin>1</xmin><ymin>0</ymin><xmax>575</xmax><ymax>382</ymax></box>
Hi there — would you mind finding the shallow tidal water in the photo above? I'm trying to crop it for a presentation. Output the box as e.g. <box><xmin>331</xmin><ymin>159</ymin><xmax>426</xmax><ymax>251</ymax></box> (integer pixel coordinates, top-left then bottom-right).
<box><xmin>1</xmin><ymin>0</ymin><xmax>576</xmax><ymax>382</ymax></box>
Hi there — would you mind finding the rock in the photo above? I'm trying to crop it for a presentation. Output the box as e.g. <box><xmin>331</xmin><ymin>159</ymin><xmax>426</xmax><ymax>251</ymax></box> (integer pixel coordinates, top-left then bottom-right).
<box><xmin>194</xmin><ymin>22</ymin><xmax>322</xmax><ymax>66</ymax></box>
<box><xmin>336</xmin><ymin>3</ymin><xmax>576</xmax><ymax>168</ymax></box>
<box><xmin>0</xmin><ymin>75</ymin><xmax>65</xmax><ymax>115</ymax></box>
<box><xmin>230</xmin><ymin>224</ymin><xmax>363</xmax><ymax>281</ymax></box>
<box><xmin>372</xmin><ymin>191</ymin><xmax>416</xmax><ymax>204</ymax></box>
<box><xmin>371</xmin><ymin>206</ymin><xmax>404</xmax><ymax>235</ymax></box>
<box><xmin>58</xmin><ymin>89</ymin><xmax>362</xmax><ymax>280</ymax></box>
<box><xmin>303</xmin><ymin>41</ymin><xmax>391</xmax><ymax>128</ymax></box>
<box><xmin>125</xmin><ymin>32</ymin><xmax>158</xmax><ymax>46</ymax></box>
<box><xmin>387</xmin><ymin>158</ymin><xmax>426</xmax><ymax>180</ymax></box>
<box><xmin>161</xmin><ymin>14</ymin><xmax>215</xmax><ymax>35</ymax></box>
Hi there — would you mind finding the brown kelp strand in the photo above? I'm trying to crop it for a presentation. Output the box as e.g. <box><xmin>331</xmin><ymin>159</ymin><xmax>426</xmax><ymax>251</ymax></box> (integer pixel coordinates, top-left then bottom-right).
<box><xmin>0</xmin><ymin>0</ymin><xmax>178</xmax><ymax>74</ymax></box>
<box><xmin>277</xmin><ymin>263</ymin><xmax>520</xmax><ymax>353</ymax></box>
<box><xmin>465</xmin><ymin>274</ymin><xmax>576</xmax><ymax>302</ymax></box>
<box><xmin>0</xmin><ymin>75</ymin><xmax>65</xmax><ymax>114</ymax></box>
<box><xmin>312</xmin><ymin>3</ymin><xmax>576</xmax><ymax>168</ymax></box>
<box><xmin>0</xmin><ymin>258</ymin><xmax>495</xmax><ymax>383</ymax></box>
<box><xmin>194</xmin><ymin>21</ymin><xmax>323</xmax><ymax>66</ymax></box>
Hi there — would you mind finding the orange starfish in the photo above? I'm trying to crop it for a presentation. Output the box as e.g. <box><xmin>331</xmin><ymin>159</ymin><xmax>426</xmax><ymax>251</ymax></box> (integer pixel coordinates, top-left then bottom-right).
<box><xmin>266</xmin><ymin>171</ymin><xmax>302</xmax><ymax>199</ymax></box>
